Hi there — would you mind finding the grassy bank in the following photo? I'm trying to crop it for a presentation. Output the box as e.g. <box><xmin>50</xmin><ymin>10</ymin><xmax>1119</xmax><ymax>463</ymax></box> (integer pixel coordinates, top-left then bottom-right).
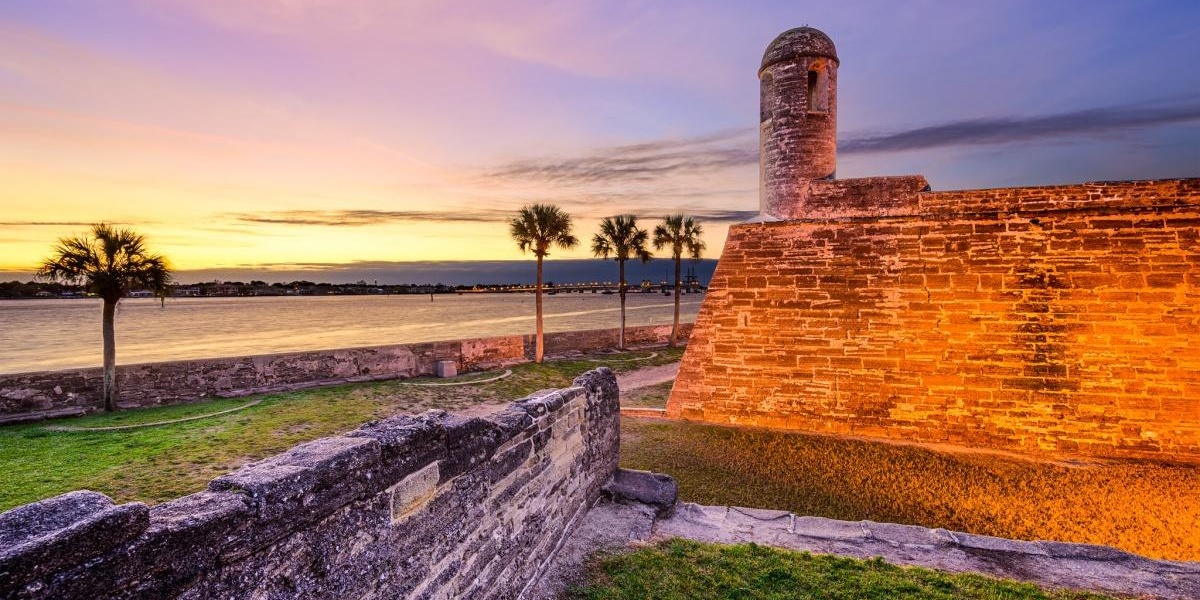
<box><xmin>618</xmin><ymin>380</ymin><xmax>673</xmax><ymax>408</ymax></box>
<box><xmin>569</xmin><ymin>538</ymin><xmax>1114</xmax><ymax>600</ymax></box>
<box><xmin>620</xmin><ymin>417</ymin><xmax>1200</xmax><ymax>561</ymax></box>
<box><xmin>0</xmin><ymin>347</ymin><xmax>682</xmax><ymax>511</ymax></box>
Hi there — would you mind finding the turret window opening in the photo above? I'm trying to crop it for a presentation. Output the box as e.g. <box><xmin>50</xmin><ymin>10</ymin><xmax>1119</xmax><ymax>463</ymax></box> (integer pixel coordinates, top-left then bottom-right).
<box><xmin>760</xmin><ymin>74</ymin><xmax>774</xmax><ymax>122</ymax></box>
<box><xmin>807</xmin><ymin>67</ymin><xmax>829</xmax><ymax>113</ymax></box>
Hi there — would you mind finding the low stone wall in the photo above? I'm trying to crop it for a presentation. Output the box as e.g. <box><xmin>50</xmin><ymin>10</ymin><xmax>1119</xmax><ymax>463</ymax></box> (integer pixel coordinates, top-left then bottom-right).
<box><xmin>0</xmin><ymin>368</ymin><xmax>621</xmax><ymax>599</ymax></box>
<box><xmin>0</xmin><ymin>323</ymin><xmax>691</xmax><ymax>423</ymax></box>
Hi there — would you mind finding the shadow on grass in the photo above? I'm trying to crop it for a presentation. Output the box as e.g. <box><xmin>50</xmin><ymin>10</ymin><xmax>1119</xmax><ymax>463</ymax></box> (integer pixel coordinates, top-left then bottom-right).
<box><xmin>620</xmin><ymin>417</ymin><xmax>1200</xmax><ymax>561</ymax></box>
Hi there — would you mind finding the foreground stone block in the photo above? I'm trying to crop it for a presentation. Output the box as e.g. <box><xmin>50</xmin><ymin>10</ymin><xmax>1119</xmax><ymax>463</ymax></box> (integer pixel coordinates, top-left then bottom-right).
<box><xmin>209</xmin><ymin>436</ymin><xmax>381</xmax><ymax>525</ymax></box>
<box><xmin>347</xmin><ymin>412</ymin><xmax>447</xmax><ymax>489</ymax></box>
<box><xmin>603</xmin><ymin>469</ymin><xmax>678</xmax><ymax>517</ymax></box>
<box><xmin>0</xmin><ymin>491</ymin><xmax>149</xmax><ymax>593</ymax></box>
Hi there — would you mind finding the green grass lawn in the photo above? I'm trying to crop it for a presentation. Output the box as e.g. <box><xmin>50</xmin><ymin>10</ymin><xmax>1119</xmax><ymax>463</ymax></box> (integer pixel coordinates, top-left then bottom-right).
<box><xmin>619</xmin><ymin>417</ymin><xmax>1200</xmax><ymax>562</ymax></box>
<box><xmin>569</xmin><ymin>538</ymin><xmax>1115</xmax><ymax>600</ymax></box>
<box><xmin>8</xmin><ymin>343</ymin><xmax>1195</xmax><ymax>566</ymax></box>
<box><xmin>0</xmin><ymin>347</ymin><xmax>683</xmax><ymax>511</ymax></box>
<box><xmin>619</xmin><ymin>380</ymin><xmax>673</xmax><ymax>408</ymax></box>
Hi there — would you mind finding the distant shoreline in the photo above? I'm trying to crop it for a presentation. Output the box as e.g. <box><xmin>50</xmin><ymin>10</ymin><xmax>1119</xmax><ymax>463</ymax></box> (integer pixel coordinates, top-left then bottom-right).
<box><xmin>0</xmin><ymin>288</ymin><xmax>705</xmax><ymax>301</ymax></box>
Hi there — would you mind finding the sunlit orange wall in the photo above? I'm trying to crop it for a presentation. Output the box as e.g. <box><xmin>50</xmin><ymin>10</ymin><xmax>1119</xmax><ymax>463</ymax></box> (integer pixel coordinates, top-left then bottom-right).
<box><xmin>668</xmin><ymin>178</ymin><xmax>1200</xmax><ymax>461</ymax></box>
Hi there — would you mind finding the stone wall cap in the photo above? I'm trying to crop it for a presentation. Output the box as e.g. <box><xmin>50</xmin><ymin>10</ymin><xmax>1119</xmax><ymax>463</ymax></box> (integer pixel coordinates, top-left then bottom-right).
<box><xmin>0</xmin><ymin>490</ymin><xmax>114</xmax><ymax>549</ymax></box>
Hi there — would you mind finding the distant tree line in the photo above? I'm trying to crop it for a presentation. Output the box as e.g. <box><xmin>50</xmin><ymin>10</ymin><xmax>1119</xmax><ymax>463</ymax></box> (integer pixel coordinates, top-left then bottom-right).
<box><xmin>0</xmin><ymin>280</ymin><xmax>85</xmax><ymax>298</ymax></box>
<box><xmin>3</xmin><ymin>278</ymin><xmax>704</xmax><ymax>299</ymax></box>
<box><xmin>0</xmin><ymin>281</ymin><xmax>472</xmax><ymax>299</ymax></box>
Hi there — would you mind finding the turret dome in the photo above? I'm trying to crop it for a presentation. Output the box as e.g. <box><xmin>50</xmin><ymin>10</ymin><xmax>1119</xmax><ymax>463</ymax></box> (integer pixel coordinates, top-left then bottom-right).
<box><xmin>760</xmin><ymin>26</ymin><xmax>838</xmax><ymax>74</ymax></box>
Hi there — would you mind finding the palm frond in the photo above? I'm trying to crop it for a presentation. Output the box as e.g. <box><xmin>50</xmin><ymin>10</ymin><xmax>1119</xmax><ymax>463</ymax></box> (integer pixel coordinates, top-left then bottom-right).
<box><xmin>653</xmin><ymin>214</ymin><xmax>705</xmax><ymax>260</ymax></box>
<box><xmin>36</xmin><ymin>223</ymin><xmax>172</xmax><ymax>301</ymax></box>
<box><xmin>593</xmin><ymin>214</ymin><xmax>652</xmax><ymax>262</ymax></box>
<box><xmin>509</xmin><ymin>204</ymin><xmax>577</xmax><ymax>257</ymax></box>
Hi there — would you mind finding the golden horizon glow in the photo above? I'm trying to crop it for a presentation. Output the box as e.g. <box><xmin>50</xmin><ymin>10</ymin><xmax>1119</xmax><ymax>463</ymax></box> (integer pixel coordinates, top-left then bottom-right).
<box><xmin>4</xmin><ymin>2</ymin><xmax>1198</xmax><ymax>275</ymax></box>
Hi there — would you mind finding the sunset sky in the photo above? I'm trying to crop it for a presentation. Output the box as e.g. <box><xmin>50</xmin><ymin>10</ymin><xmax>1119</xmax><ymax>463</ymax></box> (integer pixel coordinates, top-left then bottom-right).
<box><xmin>2</xmin><ymin>0</ymin><xmax>1199</xmax><ymax>282</ymax></box>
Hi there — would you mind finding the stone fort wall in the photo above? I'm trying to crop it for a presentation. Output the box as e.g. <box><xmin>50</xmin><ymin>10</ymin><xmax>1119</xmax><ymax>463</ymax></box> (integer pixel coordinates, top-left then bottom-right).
<box><xmin>0</xmin><ymin>369</ymin><xmax>620</xmax><ymax>599</ymax></box>
<box><xmin>668</xmin><ymin>178</ymin><xmax>1200</xmax><ymax>460</ymax></box>
<box><xmin>0</xmin><ymin>323</ymin><xmax>691</xmax><ymax>423</ymax></box>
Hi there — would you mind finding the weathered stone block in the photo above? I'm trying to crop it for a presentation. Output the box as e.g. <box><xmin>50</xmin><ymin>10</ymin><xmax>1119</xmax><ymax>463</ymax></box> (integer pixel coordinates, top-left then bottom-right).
<box><xmin>863</xmin><ymin>520</ymin><xmax>955</xmax><ymax>549</ymax></box>
<box><xmin>348</xmin><ymin>412</ymin><xmax>447</xmax><ymax>489</ymax></box>
<box><xmin>439</xmin><ymin>415</ymin><xmax>506</xmax><ymax>481</ymax></box>
<box><xmin>391</xmin><ymin>462</ymin><xmax>440</xmax><ymax>522</ymax></box>
<box><xmin>603</xmin><ymin>469</ymin><xmax>678</xmax><ymax>517</ymax></box>
<box><xmin>953</xmin><ymin>531</ymin><xmax>1048</xmax><ymax>555</ymax></box>
<box><xmin>209</xmin><ymin>435</ymin><xmax>381</xmax><ymax>525</ymax></box>
<box><xmin>0</xmin><ymin>491</ymin><xmax>149</xmax><ymax>593</ymax></box>
<box><xmin>485</xmin><ymin>404</ymin><xmax>535</xmax><ymax>439</ymax></box>
<box><xmin>792</xmin><ymin>516</ymin><xmax>868</xmax><ymax>541</ymax></box>
<box><xmin>488</xmin><ymin>439</ymin><xmax>533</xmax><ymax>485</ymax></box>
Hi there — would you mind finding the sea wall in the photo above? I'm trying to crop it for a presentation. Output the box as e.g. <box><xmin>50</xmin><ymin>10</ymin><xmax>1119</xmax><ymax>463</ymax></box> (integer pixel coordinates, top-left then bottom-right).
<box><xmin>0</xmin><ymin>323</ymin><xmax>691</xmax><ymax>423</ymax></box>
<box><xmin>668</xmin><ymin>178</ymin><xmax>1200</xmax><ymax>460</ymax></box>
<box><xmin>0</xmin><ymin>368</ymin><xmax>621</xmax><ymax>599</ymax></box>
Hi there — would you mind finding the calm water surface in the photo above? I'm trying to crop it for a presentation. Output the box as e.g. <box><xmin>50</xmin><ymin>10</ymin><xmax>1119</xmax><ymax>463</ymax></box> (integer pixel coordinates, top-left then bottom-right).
<box><xmin>0</xmin><ymin>293</ymin><xmax>702</xmax><ymax>374</ymax></box>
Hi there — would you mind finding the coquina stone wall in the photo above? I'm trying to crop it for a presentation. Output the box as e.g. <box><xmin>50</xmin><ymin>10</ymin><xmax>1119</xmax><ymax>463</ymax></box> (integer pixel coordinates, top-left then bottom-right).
<box><xmin>668</xmin><ymin>178</ymin><xmax>1200</xmax><ymax>460</ymax></box>
<box><xmin>0</xmin><ymin>368</ymin><xmax>620</xmax><ymax>599</ymax></box>
<box><xmin>0</xmin><ymin>323</ymin><xmax>691</xmax><ymax>423</ymax></box>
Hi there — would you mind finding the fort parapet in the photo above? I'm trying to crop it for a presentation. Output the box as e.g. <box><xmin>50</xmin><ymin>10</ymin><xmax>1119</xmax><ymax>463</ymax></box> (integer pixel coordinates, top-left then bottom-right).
<box><xmin>668</xmin><ymin>26</ymin><xmax>1200</xmax><ymax>461</ymax></box>
<box><xmin>669</xmin><ymin>178</ymin><xmax>1200</xmax><ymax>459</ymax></box>
<box><xmin>0</xmin><ymin>368</ymin><xmax>621</xmax><ymax>599</ymax></box>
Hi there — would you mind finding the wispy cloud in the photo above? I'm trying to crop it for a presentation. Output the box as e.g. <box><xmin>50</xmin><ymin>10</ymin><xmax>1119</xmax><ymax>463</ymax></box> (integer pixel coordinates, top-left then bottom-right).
<box><xmin>228</xmin><ymin>206</ymin><xmax>756</xmax><ymax>227</ymax></box>
<box><xmin>487</xmin><ymin>128</ymin><xmax>757</xmax><ymax>185</ymax></box>
<box><xmin>488</xmin><ymin>100</ymin><xmax>1200</xmax><ymax>189</ymax></box>
<box><xmin>682</xmin><ymin>209</ymin><xmax>759</xmax><ymax>222</ymax></box>
<box><xmin>840</xmin><ymin>99</ymin><xmax>1200</xmax><ymax>154</ymax></box>
<box><xmin>0</xmin><ymin>221</ymin><xmax>96</xmax><ymax>226</ymax></box>
<box><xmin>231</xmin><ymin>209</ymin><xmax>511</xmax><ymax>226</ymax></box>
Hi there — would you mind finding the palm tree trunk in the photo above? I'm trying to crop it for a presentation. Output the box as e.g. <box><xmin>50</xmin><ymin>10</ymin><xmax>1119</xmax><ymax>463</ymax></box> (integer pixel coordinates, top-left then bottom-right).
<box><xmin>535</xmin><ymin>254</ymin><xmax>545</xmax><ymax>363</ymax></box>
<box><xmin>101</xmin><ymin>298</ymin><xmax>118</xmax><ymax>412</ymax></box>
<box><xmin>670</xmin><ymin>255</ymin><xmax>682</xmax><ymax>347</ymax></box>
<box><xmin>618</xmin><ymin>259</ymin><xmax>626</xmax><ymax>350</ymax></box>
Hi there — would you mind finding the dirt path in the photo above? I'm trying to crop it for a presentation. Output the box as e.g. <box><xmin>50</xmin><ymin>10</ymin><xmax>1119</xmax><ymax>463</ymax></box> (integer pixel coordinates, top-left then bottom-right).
<box><xmin>616</xmin><ymin>362</ymin><xmax>679</xmax><ymax>391</ymax></box>
<box><xmin>423</xmin><ymin>363</ymin><xmax>681</xmax><ymax>419</ymax></box>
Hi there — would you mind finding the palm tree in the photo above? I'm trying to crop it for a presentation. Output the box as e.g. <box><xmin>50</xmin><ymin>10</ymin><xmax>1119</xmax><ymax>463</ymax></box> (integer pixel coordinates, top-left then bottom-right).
<box><xmin>653</xmin><ymin>214</ymin><xmax>705</xmax><ymax>347</ymax></box>
<box><xmin>37</xmin><ymin>224</ymin><xmax>171</xmax><ymax>411</ymax></box>
<box><xmin>510</xmin><ymin>204</ymin><xmax>578</xmax><ymax>363</ymax></box>
<box><xmin>592</xmin><ymin>215</ymin><xmax>652</xmax><ymax>350</ymax></box>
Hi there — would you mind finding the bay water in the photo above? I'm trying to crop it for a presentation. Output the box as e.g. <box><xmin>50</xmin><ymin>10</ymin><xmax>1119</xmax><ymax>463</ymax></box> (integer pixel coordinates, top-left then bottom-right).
<box><xmin>0</xmin><ymin>293</ymin><xmax>702</xmax><ymax>374</ymax></box>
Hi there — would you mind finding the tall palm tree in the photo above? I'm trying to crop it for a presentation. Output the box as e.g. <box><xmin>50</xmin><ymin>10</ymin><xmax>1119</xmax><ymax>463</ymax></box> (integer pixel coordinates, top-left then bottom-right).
<box><xmin>37</xmin><ymin>224</ymin><xmax>171</xmax><ymax>411</ymax></box>
<box><xmin>653</xmin><ymin>214</ymin><xmax>705</xmax><ymax>348</ymax></box>
<box><xmin>592</xmin><ymin>215</ymin><xmax>652</xmax><ymax>350</ymax></box>
<box><xmin>510</xmin><ymin>204</ymin><xmax>578</xmax><ymax>363</ymax></box>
